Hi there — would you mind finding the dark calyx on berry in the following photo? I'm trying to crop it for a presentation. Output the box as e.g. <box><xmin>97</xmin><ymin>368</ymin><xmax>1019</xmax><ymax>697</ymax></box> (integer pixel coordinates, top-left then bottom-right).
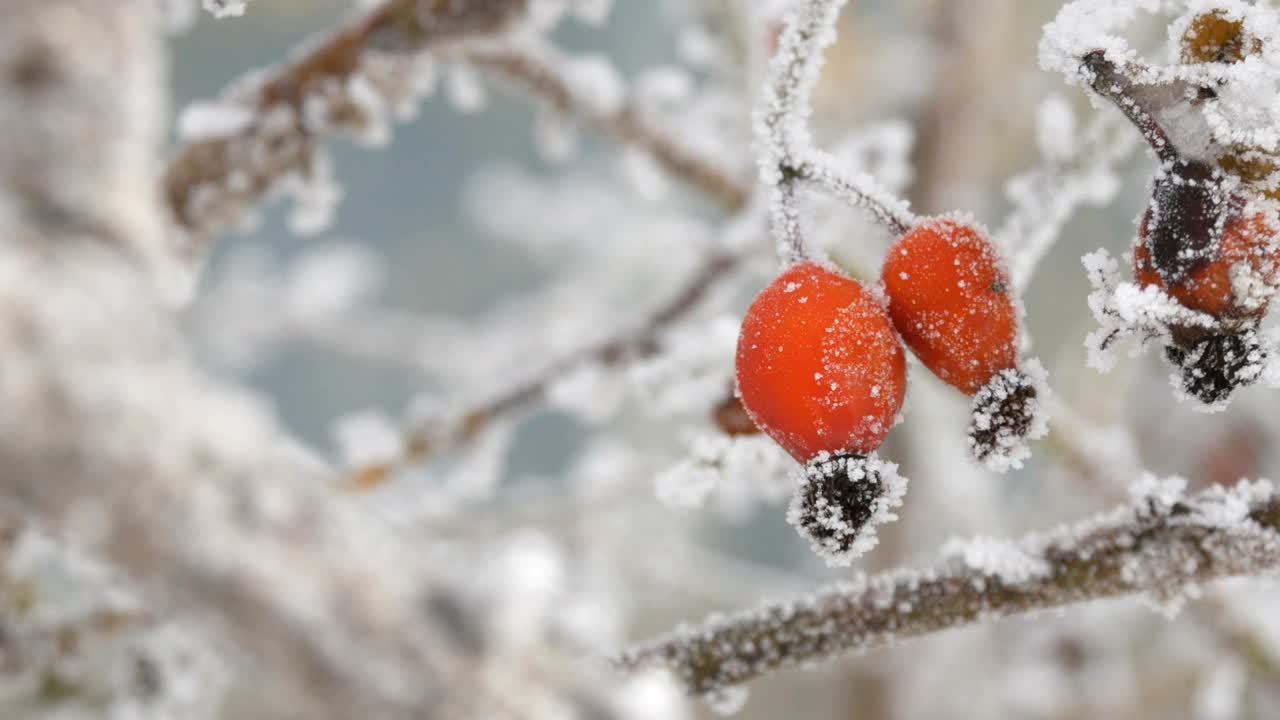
<box><xmin>792</xmin><ymin>453</ymin><xmax>886</xmax><ymax>556</ymax></box>
<box><xmin>1147</xmin><ymin>159</ymin><xmax>1233</xmax><ymax>281</ymax></box>
<box><xmin>968</xmin><ymin>367</ymin><xmax>1040</xmax><ymax>464</ymax></box>
<box><xmin>1164</xmin><ymin>327</ymin><xmax>1265</xmax><ymax>405</ymax></box>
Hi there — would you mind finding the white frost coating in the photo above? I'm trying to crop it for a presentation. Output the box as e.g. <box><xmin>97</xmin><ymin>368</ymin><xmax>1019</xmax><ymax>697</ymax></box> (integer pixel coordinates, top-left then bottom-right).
<box><xmin>534</xmin><ymin>104</ymin><xmax>580</xmax><ymax>162</ymax></box>
<box><xmin>756</xmin><ymin>0</ymin><xmax>855</xmax><ymax>262</ymax></box>
<box><xmin>1128</xmin><ymin>473</ymin><xmax>1188</xmax><ymax>511</ymax></box>
<box><xmin>160</xmin><ymin>0</ymin><xmax>198</xmax><ymax>33</ymax></box>
<box><xmin>968</xmin><ymin>358</ymin><xmax>1051</xmax><ymax>473</ymax></box>
<box><xmin>620</xmin><ymin>478</ymin><xmax>1280</xmax><ymax>696</ymax></box>
<box><xmin>177</xmin><ymin>101</ymin><xmax>255</xmax><ymax>141</ymax></box>
<box><xmin>612</xmin><ymin>671</ymin><xmax>690</xmax><ymax>720</ymax></box>
<box><xmin>940</xmin><ymin>536</ymin><xmax>1051</xmax><ymax>585</ymax></box>
<box><xmin>202</xmin><ymin>0</ymin><xmax>250</xmax><ymax>18</ymax></box>
<box><xmin>346</xmin><ymin>72</ymin><xmax>392</xmax><ymax>147</ymax></box>
<box><xmin>752</xmin><ymin>0</ymin><xmax>915</xmax><ymax>263</ymax></box>
<box><xmin>628</xmin><ymin>315</ymin><xmax>739</xmax><ymax>418</ymax></box>
<box><xmin>1193</xmin><ymin>657</ymin><xmax>1247</xmax><ymax>720</ymax></box>
<box><xmin>547</xmin><ymin>362</ymin><xmax>628</xmax><ymax>424</ymax></box>
<box><xmin>617</xmin><ymin>147</ymin><xmax>671</xmax><ymax>201</ymax></box>
<box><xmin>1038</xmin><ymin>0</ymin><xmax>1161</xmax><ymax>84</ymax></box>
<box><xmin>569</xmin><ymin>0</ymin><xmax>614</xmax><ymax>26</ymax></box>
<box><xmin>561</xmin><ymin>54</ymin><xmax>626</xmax><ymax>116</ymax></box>
<box><xmin>655</xmin><ymin>458</ymin><xmax>719</xmax><ymax>510</ymax></box>
<box><xmin>1186</xmin><ymin>1</ymin><xmax>1280</xmax><ymax>153</ymax></box>
<box><xmin>704</xmin><ymin>686</ymin><xmax>749</xmax><ymax>716</ymax></box>
<box><xmin>446</xmin><ymin>62</ymin><xmax>488</xmax><ymax>113</ymax></box>
<box><xmin>333</xmin><ymin>409</ymin><xmax>403</xmax><ymax>468</ymax></box>
<box><xmin>279</xmin><ymin>148</ymin><xmax>344</xmax><ymax>237</ymax></box>
<box><xmin>283</xmin><ymin>243</ymin><xmax>384</xmax><ymax>322</ymax></box>
<box><xmin>655</xmin><ymin>433</ymin><xmax>792</xmax><ymax>514</ymax></box>
<box><xmin>635</xmin><ymin>67</ymin><xmax>694</xmax><ymax>109</ymax></box>
<box><xmin>999</xmin><ymin>105</ymin><xmax>1133</xmax><ymax>287</ymax></box>
<box><xmin>1081</xmin><ymin>248</ymin><xmax>1216</xmax><ymax>372</ymax></box>
<box><xmin>1036</xmin><ymin>94</ymin><xmax>1078</xmax><ymax>163</ymax></box>
<box><xmin>1042</xmin><ymin>1</ymin><xmax>1280</xmax><ymax>162</ymax></box>
<box><xmin>489</xmin><ymin>531</ymin><xmax>568</xmax><ymax>648</ymax></box>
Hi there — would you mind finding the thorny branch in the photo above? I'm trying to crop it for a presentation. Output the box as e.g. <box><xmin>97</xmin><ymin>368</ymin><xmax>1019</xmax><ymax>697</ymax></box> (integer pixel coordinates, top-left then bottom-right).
<box><xmin>616</xmin><ymin>481</ymin><xmax>1280</xmax><ymax>696</ymax></box>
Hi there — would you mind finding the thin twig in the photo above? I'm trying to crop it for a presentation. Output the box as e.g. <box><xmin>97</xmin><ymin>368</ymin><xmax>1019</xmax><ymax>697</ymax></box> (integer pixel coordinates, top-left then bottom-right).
<box><xmin>615</xmin><ymin>481</ymin><xmax>1280</xmax><ymax>695</ymax></box>
<box><xmin>757</xmin><ymin>0</ymin><xmax>915</xmax><ymax>262</ymax></box>
<box><xmin>0</xmin><ymin>2</ymin><xmax>615</xmax><ymax>716</ymax></box>
<box><xmin>466</xmin><ymin>43</ymin><xmax>750</xmax><ymax>211</ymax></box>
<box><xmin>171</xmin><ymin>5</ymin><xmax>756</xmax><ymax>484</ymax></box>
<box><xmin>351</xmin><ymin>250</ymin><xmax>742</xmax><ymax>484</ymax></box>
<box><xmin>165</xmin><ymin>0</ymin><xmax>531</xmax><ymax>249</ymax></box>
<box><xmin>164</xmin><ymin>0</ymin><xmax>752</xmax><ymax>253</ymax></box>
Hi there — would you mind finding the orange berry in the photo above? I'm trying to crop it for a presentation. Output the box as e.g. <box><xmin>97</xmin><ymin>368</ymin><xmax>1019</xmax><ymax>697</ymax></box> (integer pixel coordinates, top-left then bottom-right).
<box><xmin>881</xmin><ymin>218</ymin><xmax>1019</xmax><ymax>395</ymax></box>
<box><xmin>1134</xmin><ymin>203</ymin><xmax>1280</xmax><ymax>318</ymax></box>
<box><xmin>735</xmin><ymin>262</ymin><xmax>907</xmax><ymax>463</ymax></box>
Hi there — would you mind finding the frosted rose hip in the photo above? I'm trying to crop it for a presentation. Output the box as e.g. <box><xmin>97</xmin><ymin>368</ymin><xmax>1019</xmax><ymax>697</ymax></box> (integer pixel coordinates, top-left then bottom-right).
<box><xmin>1134</xmin><ymin>204</ymin><xmax>1280</xmax><ymax>319</ymax></box>
<box><xmin>735</xmin><ymin>261</ymin><xmax>907</xmax><ymax>463</ymax></box>
<box><xmin>881</xmin><ymin>218</ymin><xmax>1020</xmax><ymax>395</ymax></box>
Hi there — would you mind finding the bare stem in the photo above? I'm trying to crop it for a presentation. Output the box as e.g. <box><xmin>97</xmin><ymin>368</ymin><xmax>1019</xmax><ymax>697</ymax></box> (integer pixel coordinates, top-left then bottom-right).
<box><xmin>615</xmin><ymin>481</ymin><xmax>1280</xmax><ymax>695</ymax></box>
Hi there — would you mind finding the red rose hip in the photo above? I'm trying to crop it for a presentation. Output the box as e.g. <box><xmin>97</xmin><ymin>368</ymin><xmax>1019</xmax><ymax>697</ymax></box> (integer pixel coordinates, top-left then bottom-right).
<box><xmin>735</xmin><ymin>261</ymin><xmax>907</xmax><ymax>463</ymax></box>
<box><xmin>881</xmin><ymin>217</ymin><xmax>1045</xmax><ymax>471</ymax></box>
<box><xmin>881</xmin><ymin>217</ymin><xmax>1019</xmax><ymax>394</ymax></box>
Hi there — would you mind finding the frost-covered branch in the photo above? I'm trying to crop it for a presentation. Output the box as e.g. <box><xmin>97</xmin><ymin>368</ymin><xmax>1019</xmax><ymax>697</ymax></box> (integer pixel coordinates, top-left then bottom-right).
<box><xmin>351</xmin><ymin>249</ymin><xmax>742</xmax><ymax>483</ymax></box>
<box><xmin>466</xmin><ymin>42</ymin><xmax>750</xmax><ymax>211</ymax></box>
<box><xmin>756</xmin><ymin>0</ymin><xmax>913</xmax><ymax>261</ymax></box>
<box><xmin>616</xmin><ymin>479</ymin><xmax>1280</xmax><ymax>695</ymax></box>
<box><xmin>997</xmin><ymin>102</ymin><xmax>1136</xmax><ymax>287</ymax></box>
<box><xmin>165</xmin><ymin>0</ymin><xmax>753</xmax><ymax>257</ymax></box>
<box><xmin>0</xmin><ymin>2</ymin><xmax>632</xmax><ymax>717</ymax></box>
<box><xmin>165</xmin><ymin>0</ymin><xmax>530</xmax><ymax>250</ymax></box>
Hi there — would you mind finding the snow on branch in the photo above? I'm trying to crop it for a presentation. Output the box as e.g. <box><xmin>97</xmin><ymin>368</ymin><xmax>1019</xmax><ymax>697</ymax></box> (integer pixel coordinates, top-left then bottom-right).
<box><xmin>347</xmin><ymin>249</ymin><xmax>743</xmax><ymax>486</ymax></box>
<box><xmin>202</xmin><ymin>0</ymin><xmax>251</xmax><ymax>19</ymax></box>
<box><xmin>165</xmin><ymin>0</ymin><xmax>530</xmax><ymax>251</ymax></box>
<box><xmin>615</xmin><ymin>478</ymin><xmax>1280</xmax><ymax>696</ymax></box>
<box><xmin>165</xmin><ymin>0</ymin><xmax>751</xmax><ymax>260</ymax></box>
<box><xmin>467</xmin><ymin>41</ymin><xmax>750</xmax><ymax>211</ymax></box>
<box><xmin>755</xmin><ymin>0</ymin><xmax>914</xmax><ymax>262</ymax></box>
<box><xmin>0</xmin><ymin>2</ymin><xmax>634</xmax><ymax>717</ymax></box>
